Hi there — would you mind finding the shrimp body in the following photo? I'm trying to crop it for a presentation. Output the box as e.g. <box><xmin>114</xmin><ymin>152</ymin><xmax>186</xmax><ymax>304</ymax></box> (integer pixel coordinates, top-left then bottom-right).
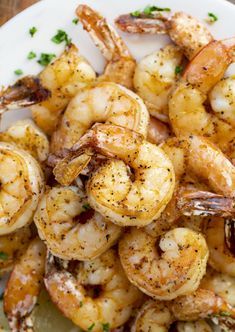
<box><xmin>0</xmin><ymin>119</ymin><xmax>49</xmax><ymax>163</ymax></box>
<box><xmin>31</xmin><ymin>44</ymin><xmax>96</xmax><ymax>134</ymax></box>
<box><xmin>76</xmin><ymin>5</ymin><xmax>136</xmax><ymax>90</ymax></box>
<box><xmin>119</xmin><ymin>227</ymin><xmax>208</xmax><ymax>300</ymax></box>
<box><xmin>51</xmin><ymin>82</ymin><xmax>149</xmax><ymax>155</ymax></box>
<box><xmin>134</xmin><ymin>45</ymin><xmax>183</xmax><ymax>121</ymax></box>
<box><xmin>0</xmin><ymin>143</ymin><xmax>44</xmax><ymax>235</ymax></box>
<box><xmin>4</xmin><ymin>238</ymin><xmax>46</xmax><ymax>332</ymax></box>
<box><xmin>0</xmin><ymin>226</ymin><xmax>32</xmax><ymax>275</ymax></box>
<box><xmin>177</xmin><ymin>320</ymin><xmax>213</xmax><ymax>332</ymax></box>
<box><xmin>44</xmin><ymin>249</ymin><xmax>143</xmax><ymax>332</ymax></box>
<box><xmin>34</xmin><ymin>186</ymin><xmax>122</xmax><ymax>260</ymax></box>
<box><xmin>115</xmin><ymin>11</ymin><xmax>213</xmax><ymax>60</ymax></box>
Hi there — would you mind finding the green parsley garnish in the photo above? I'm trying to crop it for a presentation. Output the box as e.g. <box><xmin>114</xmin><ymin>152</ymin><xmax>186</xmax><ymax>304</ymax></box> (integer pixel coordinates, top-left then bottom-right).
<box><xmin>29</xmin><ymin>26</ymin><xmax>37</xmax><ymax>37</ymax></box>
<box><xmin>131</xmin><ymin>10</ymin><xmax>141</xmax><ymax>17</ymax></box>
<box><xmin>51</xmin><ymin>30</ymin><xmax>71</xmax><ymax>46</ymax></box>
<box><xmin>220</xmin><ymin>311</ymin><xmax>231</xmax><ymax>317</ymax></box>
<box><xmin>79</xmin><ymin>301</ymin><xmax>83</xmax><ymax>307</ymax></box>
<box><xmin>88</xmin><ymin>323</ymin><xmax>95</xmax><ymax>331</ymax></box>
<box><xmin>207</xmin><ymin>12</ymin><xmax>218</xmax><ymax>23</ymax></box>
<box><xmin>72</xmin><ymin>18</ymin><xmax>79</xmax><ymax>24</ymax></box>
<box><xmin>143</xmin><ymin>5</ymin><xmax>171</xmax><ymax>15</ymax></box>
<box><xmin>14</xmin><ymin>69</ymin><xmax>23</xmax><ymax>76</ymax></box>
<box><xmin>0</xmin><ymin>252</ymin><xmax>8</xmax><ymax>260</ymax></box>
<box><xmin>27</xmin><ymin>51</ymin><xmax>37</xmax><ymax>60</ymax></box>
<box><xmin>102</xmin><ymin>323</ymin><xmax>110</xmax><ymax>332</ymax></box>
<box><xmin>37</xmin><ymin>53</ymin><xmax>56</xmax><ymax>66</ymax></box>
<box><xmin>82</xmin><ymin>203</ymin><xmax>91</xmax><ymax>211</ymax></box>
<box><xmin>175</xmin><ymin>65</ymin><xmax>183</xmax><ymax>75</ymax></box>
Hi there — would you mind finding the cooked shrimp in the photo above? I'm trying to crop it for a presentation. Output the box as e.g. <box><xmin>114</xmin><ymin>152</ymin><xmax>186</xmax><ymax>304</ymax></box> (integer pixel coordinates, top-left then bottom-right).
<box><xmin>54</xmin><ymin>124</ymin><xmax>175</xmax><ymax>226</ymax></box>
<box><xmin>76</xmin><ymin>5</ymin><xmax>136</xmax><ymax>90</ymax></box>
<box><xmin>50</xmin><ymin>82</ymin><xmax>149</xmax><ymax>155</ymax></box>
<box><xmin>201</xmin><ymin>268</ymin><xmax>235</xmax><ymax>307</ymax></box>
<box><xmin>176</xmin><ymin>320</ymin><xmax>213</xmax><ymax>332</ymax></box>
<box><xmin>209</xmin><ymin>76</ymin><xmax>235</xmax><ymax>127</ymax></box>
<box><xmin>0</xmin><ymin>142</ymin><xmax>44</xmax><ymax>235</ymax></box>
<box><xmin>119</xmin><ymin>227</ymin><xmax>208</xmax><ymax>300</ymax></box>
<box><xmin>34</xmin><ymin>186</ymin><xmax>122</xmax><ymax>260</ymax></box>
<box><xmin>44</xmin><ymin>249</ymin><xmax>143</xmax><ymax>332</ymax></box>
<box><xmin>169</xmin><ymin>38</ymin><xmax>235</xmax><ymax>155</ymax></box>
<box><xmin>115</xmin><ymin>11</ymin><xmax>213</xmax><ymax>60</ymax></box>
<box><xmin>205</xmin><ymin>217</ymin><xmax>235</xmax><ymax>277</ymax></box>
<box><xmin>0</xmin><ymin>119</ymin><xmax>49</xmax><ymax>163</ymax></box>
<box><xmin>4</xmin><ymin>238</ymin><xmax>46</xmax><ymax>332</ymax></box>
<box><xmin>147</xmin><ymin>116</ymin><xmax>170</xmax><ymax>145</ymax></box>
<box><xmin>134</xmin><ymin>45</ymin><xmax>183</xmax><ymax>122</ymax></box>
<box><xmin>0</xmin><ymin>226</ymin><xmax>32</xmax><ymax>275</ymax></box>
<box><xmin>31</xmin><ymin>44</ymin><xmax>96</xmax><ymax>134</ymax></box>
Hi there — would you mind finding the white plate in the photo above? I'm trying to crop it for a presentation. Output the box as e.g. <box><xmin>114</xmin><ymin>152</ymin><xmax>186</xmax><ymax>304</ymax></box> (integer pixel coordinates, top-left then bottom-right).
<box><xmin>0</xmin><ymin>0</ymin><xmax>235</xmax><ymax>330</ymax></box>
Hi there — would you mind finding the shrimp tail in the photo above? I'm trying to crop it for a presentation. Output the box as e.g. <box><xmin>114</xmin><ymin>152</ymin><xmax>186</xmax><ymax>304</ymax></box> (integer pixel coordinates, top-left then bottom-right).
<box><xmin>0</xmin><ymin>76</ymin><xmax>51</xmax><ymax>111</ymax></box>
<box><xmin>178</xmin><ymin>190</ymin><xmax>235</xmax><ymax>217</ymax></box>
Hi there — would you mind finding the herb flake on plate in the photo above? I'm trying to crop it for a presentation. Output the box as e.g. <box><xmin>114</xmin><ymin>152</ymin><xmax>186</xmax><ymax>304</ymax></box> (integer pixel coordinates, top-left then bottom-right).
<box><xmin>29</xmin><ymin>26</ymin><xmax>37</xmax><ymax>37</ymax></box>
<box><xmin>14</xmin><ymin>69</ymin><xmax>23</xmax><ymax>76</ymax></box>
<box><xmin>51</xmin><ymin>30</ymin><xmax>71</xmax><ymax>46</ymax></box>
<box><xmin>27</xmin><ymin>51</ymin><xmax>37</xmax><ymax>60</ymax></box>
<box><xmin>37</xmin><ymin>53</ymin><xmax>56</xmax><ymax>66</ymax></box>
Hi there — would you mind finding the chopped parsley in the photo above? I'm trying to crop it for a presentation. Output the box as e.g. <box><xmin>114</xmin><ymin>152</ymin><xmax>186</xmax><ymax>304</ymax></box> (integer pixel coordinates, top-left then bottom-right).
<box><xmin>207</xmin><ymin>12</ymin><xmax>218</xmax><ymax>23</ymax></box>
<box><xmin>220</xmin><ymin>311</ymin><xmax>231</xmax><ymax>317</ymax></box>
<box><xmin>72</xmin><ymin>18</ymin><xmax>79</xmax><ymax>25</ymax></box>
<box><xmin>82</xmin><ymin>203</ymin><xmax>91</xmax><ymax>211</ymax></box>
<box><xmin>102</xmin><ymin>323</ymin><xmax>110</xmax><ymax>332</ymax></box>
<box><xmin>143</xmin><ymin>5</ymin><xmax>171</xmax><ymax>15</ymax></box>
<box><xmin>175</xmin><ymin>65</ymin><xmax>183</xmax><ymax>75</ymax></box>
<box><xmin>88</xmin><ymin>323</ymin><xmax>95</xmax><ymax>331</ymax></box>
<box><xmin>51</xmin><ymin>30</ymin><xmax>71</xmax><ymax>46</ymax></box>
<box><xmin>14</xmin><ymin>69</ymin><xmax>23</xmax><ymax>76</ymax></box>
<box><xmin>0</xmin><ymin>252</ymin><xmax>8</xmax><ymax>260</ymax></box>
<box><xmin>27</xmin><ymin>51</ymin><xmax>37</xmax><ymax>60</ymax></box>
<box><xmin>131</xmin><ymin>10</ymin><xmax>141</xmax><ymax>17</ymax></box>
<box><xmin>37</xmin><ymin>53</ymin><xmax>56</xmax><ymax>66</ymax></box>
<box><xmin>29</xmin><ymin>26</ymin><xmax>37</xmax><ymax>37</ymax></box>
<box><xmin>79</xmin><ymin>301</ymin><xmax>83</xmax><ymax>307</ymax></box>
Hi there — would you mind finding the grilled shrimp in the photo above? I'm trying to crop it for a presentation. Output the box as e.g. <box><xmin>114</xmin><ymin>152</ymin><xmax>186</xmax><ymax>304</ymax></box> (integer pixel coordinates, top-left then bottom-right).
<box><xmin>0</xmin><ymin>119</ymin><xmax>49</xmax><ymax>163</ymax></box>
<box><xmin>4</xmin><ymin>238</ymin><xmax>46</xmax><ymax>332</ymax></box>
<box><xmin>76</xmin><ymin>5</ymin><xmax>136</xmax><ymax>90</ymax></box>
<box><xmin>44</xmin><ymin>249</ymin><xmax>143</xmax><ymax>332</ymax></box>
<box><xmin>119</xmin><ymin>227</ymin><xmax>208</xmax><ymax>300</ymax></box>
<box><xmin>34</xmin><ymin>186</ymin><xmax>121</xmax><ymax>260</ymax></box>
<box><xmin>169</xmin><ymin>38</ymin><xmax>235</xmax><ymax>155</ymax></box>
<box><xmin>0</xmin><ymin>226</ymin><xmax>32</xmax><ymax>275</ymax></box>
<box><xmin>115</xmin><ymin>10</ymin><xmax>213</xmax><ymax>60</ymax></box>
<box><xmin>54</xmin><ymin>124</ymin><xmax>175</xmax><ymax>227</ymax></box>
<box><xmin>176</xmin><ymin>320</ymin><xmax>213</xmax><ymax>332</ymax></box>
<box><xmin>205</xmin><ymin>217</ymin><xmax>235</xmax><ymax>277</ymax></box>
<box><xmin>134</xmin><ymin>45</ymin><xmax>183</xmax><ymax>122</ymax></box>
<box><xmin>0</xmin><ymin>143</ymin><xmax>44</xmax><ymax>235</ymax></box>
<box><xmin>51</xmin><ymin>82</ymin><xmax>149</xmax><ymax>155</ymax></box>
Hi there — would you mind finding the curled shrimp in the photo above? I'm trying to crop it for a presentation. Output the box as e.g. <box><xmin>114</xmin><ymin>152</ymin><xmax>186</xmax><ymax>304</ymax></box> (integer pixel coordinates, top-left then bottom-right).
<box><xmin>0</xmin><ymin>119</ymin><xmax>49</xmax><ymax>163</ymax></box>
<box><xmin>4</xmin><ymin>237</ymin><xmax>46</xmax><ymax>332</ymax></box>
<box><xmin>115</xmin><ymin>10</ymin><xmax>213</xmax><ymax>60</ymax></box>
<box><xmin>0</xmin><ymin>226</ymin><xmax>32</xmax><ymax>275</ymax></box>
<box><xmin>44</xmin><ymin>249</ymin><xmax>143</xmax><ymax>332</ymax></box>
<box><xmin>54</xmin><ymin>124</ymin><xmax>175</xmax><ymax>227</ymax></box>
<box><xmin>0</xmin><ymin>142</ymin><xmax>44</xmax><ymax>235</ymax></box>
<box><xmin>50</xmin><ymin>82</ymin><xmax>149</xmax><ymax>155</ymax></box>
<box><xmin>119</xmin><ymin>227</ymin><xmax>208</xmax><ymax>300</ymax></box>
<box><xmin>147</xmin><ymin>116</ymin><xmax>170</xmax><ymax>145</ymax></box>
<box><xmin>34</xmin><ymin>186</ymin><xmax>122</xmax><ymax>260</ymax></box>
<box><xmin>176</xmin><ymin>320</ymin><xmax>213</xmax><ymax>332</ymax></box>
<box><xmin>76</xmin><ymin>5</ymin><xmax>136</xmax><ymax>90</ymax></box>
<box><xmin>134</xmin><ymin>45</ymin><xmax>183</xmax><ymax>122</ymax></box>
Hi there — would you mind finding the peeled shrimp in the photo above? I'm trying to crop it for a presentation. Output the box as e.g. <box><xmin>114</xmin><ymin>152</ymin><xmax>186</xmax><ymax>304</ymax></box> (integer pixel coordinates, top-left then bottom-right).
<box><xmin>0</xmin><ymin>226</ymin><xmax>32</xmax><ymax>275</ymax></box>
<box><xmin>147</xmin><ymin>116</ymin><xmax>170</xmax><ymax>145</ymax></box>
<box><xmin>134</xmin><ymin>45</ymin><xmax>183</xmax><ymax>122</ymax></box>
<box><xmin>0</xmin><ymin>119</ymin><xmax>49</xmax><ymax>163</ymax></box>
<box><xmin>34</xmin><ymin>186</ymin><xmax>121</xmax><ymax>260</ymax></box>
<box><xmin>205</xmin><ymin>217</ymin><xmax>235</xmax><ymax>277</ymax></box>
<box><xmin>51</xmin><ymin>81</ymin><xmax>149</xmax><ymax>155</ymax></box>
<box><xmin>31</xmin><ymin>44</ymin><xmax>96</xmax><ymax>134</ymax></box>
<box><xmin>0</xmin><ymin>142</ymin><xmax>44</xmax><ymax>235</ymax></box>
<box><xmin>176</xmin><ymin>320</ymin><xmax>213</xmax><ymax>332</ymax></box>
<box><xmin>76</xmin><ymin>5</ymin><xmax>136</xmax><ymax>90</ymax></box>
<box><xmin>44</xmin><ymin>249</ymin><xmax>143</xmax><ymax>332</ymax></box>
<box><xmin>54</xmin><ymin>124</ymin><xmax>175</xmax><ymax>227</ymax></box>
<box><xmin>4</xmin><ymin>238</ymin><xmax>46</xmax><ymax>332</ymax></box>
<box><xmin>119</xmin><ymin>227</ymin><xmax>208</xmax><ymax>300</ymax></box>
<box><xmin>115</xmin><ymin>11</ymin><xmax>213</xmax><ymax>60</ymax></box>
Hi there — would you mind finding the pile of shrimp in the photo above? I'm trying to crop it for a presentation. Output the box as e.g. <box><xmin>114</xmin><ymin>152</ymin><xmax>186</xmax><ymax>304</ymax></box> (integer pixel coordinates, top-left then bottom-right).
<box><xmin>1</xmin><ymin>3</ymin><xmax>235</xmax><ymax>332</ymax></box>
